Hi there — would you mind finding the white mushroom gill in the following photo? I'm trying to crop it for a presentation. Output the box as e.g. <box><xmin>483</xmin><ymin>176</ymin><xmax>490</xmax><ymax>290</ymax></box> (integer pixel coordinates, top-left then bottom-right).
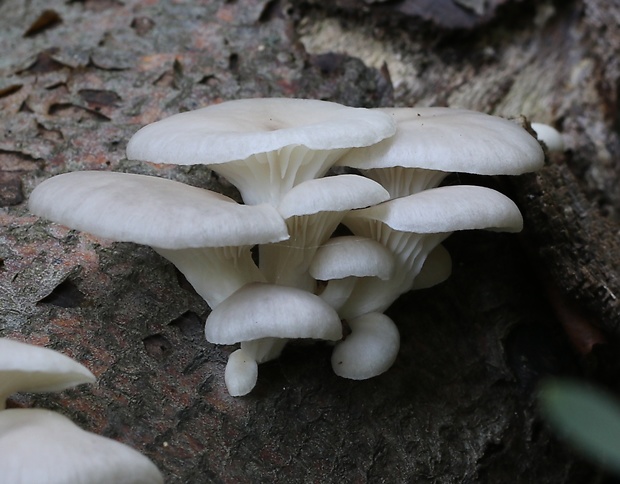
<box><xmin>154</xmin><ymin>246</ymin><xmax>266</xmax><ymax>309</ymax></box>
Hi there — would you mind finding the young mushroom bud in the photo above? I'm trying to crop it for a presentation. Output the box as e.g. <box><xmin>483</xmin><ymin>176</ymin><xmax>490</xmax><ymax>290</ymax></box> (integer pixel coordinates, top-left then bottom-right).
<box><xmin>205</xmin><ymin>282</ymin><xmax>342</xmax><ymax>396</ymax></box>
<box><xmin>331</xmin><ymin>312</ymin><xmax>400</xmax><ymax>380</ymax></box>
<box><xmin>0</xmin><ymin>338</ymin><xmax>95</xmax><ymax>410</ymax></box>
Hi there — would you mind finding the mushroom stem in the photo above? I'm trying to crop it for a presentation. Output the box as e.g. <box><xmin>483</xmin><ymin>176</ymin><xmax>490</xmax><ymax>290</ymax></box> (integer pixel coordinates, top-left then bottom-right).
<box><xmin>155</xmin><ymin>246</ymin><xmax>265</xmax><ymax>309</ymax></box>
<box><xmin>259</xmin><ymin>212</ymin><xmax>341</xmax><ymax>291</ymax></box>
<box><xmin>211</xmin><ymin>148</ymin><xmax>348</xmax><ymax>206</ymax></box>
<box><xmin>317</xmin><ymin>277</ymin><xmax>357</xmax><ymax>312</ymax></box>
<box><xmin>363</xmin><ymin>166</ymin><xmax>449</xmax><ymax>198</ymax></box>
<box><xmin>337</xmin><ymin>228</ymin><xmax>448</xmax><ymax>319</ymax></box>
<box><xmin>241</xmin><ymin>338</ymin><xmax>288</xmax><ymax>364</ymax></box>
<box><xmin>224</xmin><ymin>339</ymin><xmax>289</xmax><ymax>396</ymax></box>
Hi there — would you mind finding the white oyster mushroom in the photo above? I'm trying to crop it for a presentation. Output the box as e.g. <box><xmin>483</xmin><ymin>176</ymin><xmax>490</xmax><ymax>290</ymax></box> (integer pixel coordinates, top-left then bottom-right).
<box><xmin>126</xmin><ymin>98</ymin><xmax>397</xmax><ymax>205</ymax></box>
<box><xmin>340</xmin><ymin>185</ymin><xmax>524</xmax><ymax>319</ymax></box>
<box><xmin>0</xmin><ymin>338</ymin><xmax>95</xmax><ymax>410</ymax></box>
<box><xmin>531</xmin><ymin>122</ymin><xmax>565</xmax><ymax>152</ymax></box>
<box><xmin>331</xmin><ymin>312</ymin><xmax>400</xmax><ymax>380</ymax></box>
<box><xmin>0</xmin><ymin>408</ymin><xmax>163</xmax><ymax>483</ymax></box>
<box><xmin>336</xmin><ymin>107</ymin><xmax>545</xmax><ymax>198</ymax></box>
<box><xmin>28</xmin><ymin>171</ymin><xmax>289</xmax><ymax>308</ymax></box>
<box><xmin>205</xmin><ymin>283</ymin><xmax>342</xmax><ymax>396</ymax></box>
<box><xmin>260</xmin><ymin>174</ymin><xmax>390</xmax><ymax>291</ymax></box>
<box><xmin>309</xmin><ymin>236</ymin><xmax>395</xmax><ymax>312</ymax></box>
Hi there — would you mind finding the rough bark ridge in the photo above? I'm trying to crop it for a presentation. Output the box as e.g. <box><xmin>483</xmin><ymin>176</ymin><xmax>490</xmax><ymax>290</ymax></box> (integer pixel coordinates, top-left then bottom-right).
<box><xmin>0</xmin><ymin>0</ymin><xmax>618</xmax><ymax>482</ymax></box>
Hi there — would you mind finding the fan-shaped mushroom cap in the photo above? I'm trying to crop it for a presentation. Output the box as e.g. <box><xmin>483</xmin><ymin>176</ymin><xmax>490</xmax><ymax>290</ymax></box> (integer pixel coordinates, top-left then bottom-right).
<box><xmin>0</xmin><ymin>408</ymin><xmax>163</xmax><ymax>483</ymax></box>
<box><xmin>205</xmin><ymin>282</ymin><xmax>342</xmax><ymax>344</ymax></box>
<box><xmin>127</xmin><ymin>98</ymin><xmax>396</xmax><ymax>165</ymax></box>
<box><xmin>336</xmin><ymin>107</ymin><xmax>545</xmax><ymax>197</ymax></box>
<box><xmin>347</xmin><ymin>185</ymin><xmax>524</xmax><ymax>234</ymax></box>
<box><xmin>126</xmin><ymin>98</ymin><xmax>396</xmax><ymax>205</ymax></box>
<box><xmin>29</xmin><ymin>171</ymin><xmax>288</xmax><ymax>249</ymax></box>
<box><xmin>277</xmin><ymin>174</ymin><xmax>390</xmax><ymax>219</ymax></box>
<box><xmin>337</xmin><ymin>107</ymin><xmax>545</xmax><ymax>174</ymax></box>
<box><xmin>0</xmin><ymin>338</ymin><xmax>95</xmax><ymax>410</ymax></box>
<box><xmin>310</xmin><ymin>236</ymin><xmax>395</xmax><ymax>281</ymax></box>
<box><xmin>29</xmin><ymin>171</ymin><xmax>289</xmax><ymax>308</ymax></box>
<box><xmin>310</xmin><ymin>236</ymin><xmax>396</xmax><ymax>312</ymax></box>
<box><xmin>331</xmin><ymin>312</ymin><xmax>400</xmax><ymax>380</ymax></box>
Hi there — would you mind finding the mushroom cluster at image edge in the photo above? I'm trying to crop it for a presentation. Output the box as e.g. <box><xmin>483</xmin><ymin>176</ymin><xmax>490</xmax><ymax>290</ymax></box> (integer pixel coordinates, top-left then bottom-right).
<box><xmin>28</xmin><ymin>98</ymin><xmax>545</xmax><ymax>396</ymax></box>
<box><xmin>0</xmin><ymin>338</ymin><xmax>164</xmax><ymax>482</ymax></box>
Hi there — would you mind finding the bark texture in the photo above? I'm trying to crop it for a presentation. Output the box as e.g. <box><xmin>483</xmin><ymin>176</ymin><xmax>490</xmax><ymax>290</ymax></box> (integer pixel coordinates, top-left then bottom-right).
<box><xmin>1</xmin><ymin>0</ymin><xmax>619</xmax><ymax>482</ymax></box>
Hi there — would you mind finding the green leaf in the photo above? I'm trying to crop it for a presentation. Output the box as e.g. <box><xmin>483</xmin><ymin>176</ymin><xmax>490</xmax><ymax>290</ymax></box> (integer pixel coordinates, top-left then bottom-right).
<box><xmin>539</xmin><ymin>379</ymin><xmax>620</xmax><ymax>474</ymax></box>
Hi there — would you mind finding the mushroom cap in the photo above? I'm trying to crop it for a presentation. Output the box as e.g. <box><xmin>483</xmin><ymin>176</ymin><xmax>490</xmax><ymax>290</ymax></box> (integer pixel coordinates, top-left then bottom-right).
<box><xmin>126</xmin><ymin>98</ymin><xmax>396</xmax><ymax>166</ymax></box>
<box><xmin>310</xmin><ymin>236</ymin><xmax>395</xmax><ymax>281</ymax></box>
<box><xmin>277</xmin><ymin>174</ymin><xmax>390</xmax><ymax>219</ymax></box>
<box><xmin>0</xmin><ymin>408</ymin><xmax>163</xmax><ymax>484</ymax></box>
<box><xmin>0</xmin><ymin>338</ymin><xmax>95</xmax><ymax>407</ymax></box>
<box><xmin>344</xmin><ymin>185</ymin><xmax>524</xmax><ymax>234</ymax></box>
<box><xmin>331</xmin><ymin>312</ymin><xmax>400</xmax><ymax>380</ymax></box>
<box><xmin>205</xmin><ymin>282</ymin><xmax>342</xmax><ymax>344</ymax></box>
<box><xmin>29</xmin><ymin>171</ymin><xmax>289</xmax><ymax>249</ymax></box>
<box><xmin>336</xmin><ymin>107</ymin><xmax>544</xmax><ymax>175</ymax></box>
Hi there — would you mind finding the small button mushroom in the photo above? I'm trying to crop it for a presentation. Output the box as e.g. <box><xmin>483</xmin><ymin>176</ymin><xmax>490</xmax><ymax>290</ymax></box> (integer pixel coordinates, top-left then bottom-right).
<box><xmin>125</xmin><ymin>98</ymin><xmax>397</xmax><ymax>205</ymax></box>
<box><xmin>28</xmin><ymin>171</ymin><xmax>289</xmax><ymax>308</ymax></box>
<box><xmin>205</xmin><ymin>282</ymin><xmax>342</xmax><ymax>396</ymax></box>
<box><xmin>531</xmin><ymin>122</ymin><xmax>565</xmax><ymax>152</ymax></box>
<box><xmin>337</xmin><ymin>107</ymin><xmax>545</xmax><ymax>198</ymax></box>
<box><xmin>0</xmin><ymin>408</ymin><xmax>163</xmax><ymax>483</ymax></box>
<box><xmin>309</xmin><ymin>235</ymin><xmax>395</xmax><ymax>312</ymax></box>
<box><xmin>259</xmin><ymin>174</ymin><xmax>389</xmax><ymax>291</ymax></box>
<box><xmin>0</xmin><ymin>338</ymin><xmax>95</xmax><ymax>410</ymax></box>
<box><xmin>340</xmin><ymin>185</ymin><xmax>524</xmax><ymax>319</ymax></box>
<box><xmin>331</xmin><ymin>312</ymin><xmax>400</xmax><ymax>380</ymax></box>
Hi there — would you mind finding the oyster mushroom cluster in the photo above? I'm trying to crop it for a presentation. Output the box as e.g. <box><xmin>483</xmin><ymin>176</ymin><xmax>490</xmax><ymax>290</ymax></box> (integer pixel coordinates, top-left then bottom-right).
<box><xmin>29</xmin><ymin>98</ymin><xmax>544</xmax><ymax>396</ymax></box>
<box><xmin>0</xmin><ymin>338</ymin><xmax>163</xmax><ymax>482</ymax></box>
